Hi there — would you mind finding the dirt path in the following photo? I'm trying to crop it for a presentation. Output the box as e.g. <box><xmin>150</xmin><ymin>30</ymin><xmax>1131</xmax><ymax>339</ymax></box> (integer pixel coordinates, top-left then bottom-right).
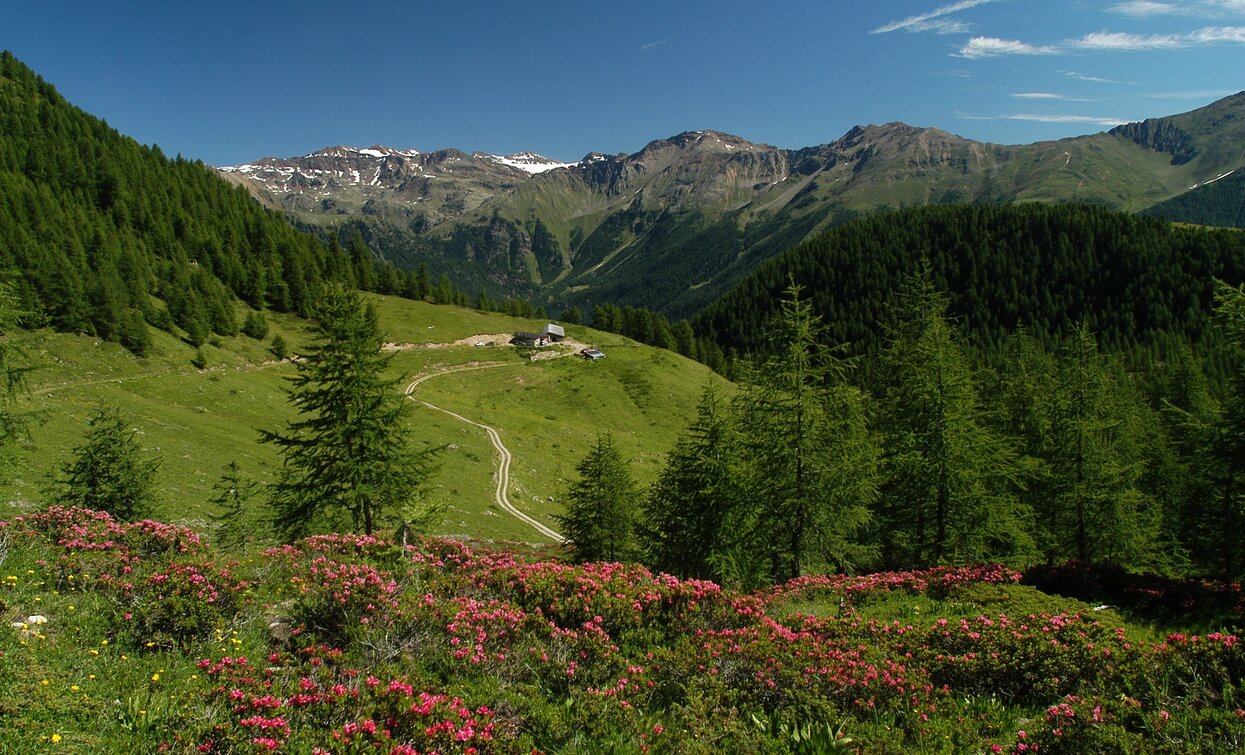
<box><xmin>403</xmin><ymin>363</ymin><xmax>565</xmax><ymax>543</ymax></box>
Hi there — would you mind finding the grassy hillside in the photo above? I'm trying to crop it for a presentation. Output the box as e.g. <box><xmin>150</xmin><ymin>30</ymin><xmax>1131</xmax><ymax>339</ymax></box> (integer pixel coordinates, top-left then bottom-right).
<box><xmin>1</xmin><ymin>296</ymin><xmax>722</xmax><ymax>543</ymax></box>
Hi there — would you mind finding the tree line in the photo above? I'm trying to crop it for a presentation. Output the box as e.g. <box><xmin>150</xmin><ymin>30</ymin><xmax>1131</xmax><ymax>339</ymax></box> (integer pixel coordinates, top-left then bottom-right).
<box><xmin>573</xmin><ymin>203</ymin><xmax>1245</xmax><ymax>390</ymax></box>
<box><xmin>559</xmin><ymin>275</ymin><xmax>1245</xmax><ymax>586</ymax></box>
<box><xmin>693</xmin><ymin>203</ymin><xmax>1245</xmax><ymax>376</ymax></box>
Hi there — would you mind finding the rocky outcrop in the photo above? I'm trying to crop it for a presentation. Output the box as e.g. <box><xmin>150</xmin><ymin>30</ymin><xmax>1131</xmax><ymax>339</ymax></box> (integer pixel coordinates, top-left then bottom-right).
<box><xmin>1110</xmin><ymin>118</ymin><xmax>1199</xmax><ymax>165</ymax></box>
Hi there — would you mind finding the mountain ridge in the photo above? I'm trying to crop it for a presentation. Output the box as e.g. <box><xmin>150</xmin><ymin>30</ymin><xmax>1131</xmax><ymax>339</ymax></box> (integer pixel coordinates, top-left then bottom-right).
<box><xmin>218</xmin><ymin>92</ymin><xmax>1245</xmax><ymax>318</ymax></box>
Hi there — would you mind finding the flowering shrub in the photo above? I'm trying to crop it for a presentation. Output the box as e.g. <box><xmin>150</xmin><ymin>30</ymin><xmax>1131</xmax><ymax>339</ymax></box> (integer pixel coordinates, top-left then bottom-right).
<box><xmin>115</xmin><ymin>559</ymin><xmax>250</xmax><ymax>649</ymax></box>
<box><xmin>2</xmin><ymin>508</ymin><xmax>1243</xmax><ymax>753</ymax></box>
<box><xmin>189</xmin><ymin>654</ymin><xmax>500</xmax><ymax>753</ymax></box>
<box><xmin>1128</xmin><ymin>632</ymin><xmax>1245</xmax><ymax>711</ymax></box>
<box><xmin>651</xmin><ymin>616</ymin><xmax>934</xmax><ymax>720</ymax></box>
<box><xmin>1000</xmin><ymin>694</ymin><xmax>1152</xmax><ymax>753</ymax></box>
<box><xmin>11</xmin><ymin>505</ymin><xmax>204</xmax><ymax>557</ymax></box>
<box><xmin>287</xmin><ymin>556</ymin><xmax>402</xmax><ymax>644</ymax></box>
<box><xmin>768</xmin><ymin>564</ymin><xmax>1022</xmax><ymax>607</ymax></box>
<box><xmin>901</xmin><ymin>612</ymin><xmax>1131</xmax><ymax>701</ymax></box>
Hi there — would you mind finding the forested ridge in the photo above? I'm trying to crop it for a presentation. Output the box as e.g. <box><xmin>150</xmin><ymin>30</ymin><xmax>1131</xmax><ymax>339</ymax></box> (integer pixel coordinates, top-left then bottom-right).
<box><xmin>1144</xmin><ymin>170</ymin><xmax>1245</xmax><ymax>229</ymax></box>
<box><xmin>0</xmin><ymin>52</ymin><xmax>432</xmax><ymax>353</ymax></box>
<box><xmin>612</xmin><ymin>204</ymin><xmax>1245</xmax><ymax>583</ymax></box>
<box><xmin>693</xmin><ymin>203</ymin><xmax>1245</xmax><ymax>362</ymax></box>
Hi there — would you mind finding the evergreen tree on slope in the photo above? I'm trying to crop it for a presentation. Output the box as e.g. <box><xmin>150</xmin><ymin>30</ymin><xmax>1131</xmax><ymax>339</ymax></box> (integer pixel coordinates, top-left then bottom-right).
<box><xmin>555</xmin><ymin>433</ymin><xmax>638</xmax><ymax>563</ymax></box>
<box><xmin>262</xmin><ymin>285</ymin><xmax>439</xmax><ymax>540</ymax></box>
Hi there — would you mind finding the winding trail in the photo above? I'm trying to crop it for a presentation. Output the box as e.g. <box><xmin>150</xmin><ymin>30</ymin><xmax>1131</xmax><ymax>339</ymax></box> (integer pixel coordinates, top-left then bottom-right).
<box><xmin>404</xmin><ymin>363</ymin><xmax>565</xmax><ymax>543</ymax></box>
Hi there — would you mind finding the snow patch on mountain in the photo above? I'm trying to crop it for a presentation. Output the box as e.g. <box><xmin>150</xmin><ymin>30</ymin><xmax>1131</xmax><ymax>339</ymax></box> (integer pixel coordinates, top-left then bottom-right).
<box><xmin>486</xmin><ymin>152</ymin><xmax>574</xmax><ymax>174</ymax></box>
<box><xmin>1188</xmin><ymin>168</ymin><xmax>1236</xmax><ymax>190</ymax></box>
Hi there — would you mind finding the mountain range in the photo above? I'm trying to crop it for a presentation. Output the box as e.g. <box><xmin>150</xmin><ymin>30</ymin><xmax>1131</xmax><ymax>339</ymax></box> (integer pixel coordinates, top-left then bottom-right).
<box><xmin>226</xmin><ymin>93</ymin><xmax>1245</xmax><ymax>318</ymax></box>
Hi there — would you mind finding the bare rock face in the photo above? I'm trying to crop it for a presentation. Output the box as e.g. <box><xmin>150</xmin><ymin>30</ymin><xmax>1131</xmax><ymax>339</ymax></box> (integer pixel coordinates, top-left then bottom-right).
<box><xmin>265</xmin><ymin>599</ymin><xmax>296</xmax><ymax>647</ymax></box>
<box><xmin>1111</xmin><ymin>119</ymin><xmax>1199</xmax><ymax>165</ymax></box>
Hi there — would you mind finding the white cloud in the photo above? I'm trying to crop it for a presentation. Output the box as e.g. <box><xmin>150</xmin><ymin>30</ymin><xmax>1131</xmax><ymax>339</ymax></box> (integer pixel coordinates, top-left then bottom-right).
<box><xmin>1060</xmin><ymin>70</ymin><xmax>1127</xmax><ymax>84</ymax></box>
<box><xmin>1004</xmin><ymin>113</ymin><xmax>1127</xmax><ymax>125</ymax></box>
<box><xmin>1191</xmin><ymin>25</ymin><xmax>1245</xmax><ymax>41</ymax></box>
<box><xmin>640</xmin><ymin>39</ymin><xmax>669</xmax><ymax>52</ymax></box>
<box><xmin>1070</xmin><ymin>25</ymin><xmax>1245</xmax><ymax>49</ymax></box>
<box><xmin>1012</xmin><ymin>92</ymin><xmax>1094</xmax><ymax>101</ymax></box>
<box><xmin>1108</xmin><ymin>1</ymin><xmax>1181</xmax><ymax>17</ymax></box>
<box><xmin>1109</xmin><ymin>0</ymin><xmax>1245</xmax><ymax>16</ymax></box>
<box><xmin>961</xmin><ymin>112</ymin><xmax>1126</xmax><ymax>126</ymax></box>
<box><xmin>1203</xmin><ymin>0</ymin><xmax>1245</xmax><ymax>14</ymax></box>
<box><xmin>953</xmin><ymin>22</ymin><xmax>1245</xmax><ymax>61</ymax></box>
<box><xmin>872</xmin><ymin>0</ymin><xmax>995</xmax><ymax>34</ymax></box>
<box><xmin>1072</xmin><ymin>31</ymin><xmax>1188</xmax><ymax>49</ymax></box>
<box><xmin>954</xmin><ymin>36</ymin><xmax>1061</xmax><ymax>58</ymax></box>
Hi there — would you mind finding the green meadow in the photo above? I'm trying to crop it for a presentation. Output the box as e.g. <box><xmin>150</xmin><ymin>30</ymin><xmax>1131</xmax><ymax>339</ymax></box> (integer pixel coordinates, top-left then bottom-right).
<box><xmin>1</xmin><ymin>295</ymin><xmax>723</xmax><ymax>544</ymax></box>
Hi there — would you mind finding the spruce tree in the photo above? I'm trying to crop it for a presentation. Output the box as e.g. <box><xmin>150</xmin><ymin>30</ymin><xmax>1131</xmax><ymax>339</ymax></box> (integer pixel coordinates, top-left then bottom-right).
<box><xmin>53</xmin><ymin>406</ymin><xmax>160</xmax><ymax>521</ymax></box>
<box><xmin>555</xmin><ymin>433</ymin><xmax>638</xmax><ymax>563</ymax></box>
<box><xmin>262</xmin><ymin>285</ymin><xmax>439</xmax><ymax>540</ymax></box>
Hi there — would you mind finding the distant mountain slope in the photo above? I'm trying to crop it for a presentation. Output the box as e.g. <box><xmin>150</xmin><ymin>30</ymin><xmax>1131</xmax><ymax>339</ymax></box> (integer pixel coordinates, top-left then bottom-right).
<box><xmin>219</xmin><ymin>93</ymin><xmax>1245</xmax><ymax>319</ymax></box>
<box><xmin>216</xmin><ymin>145</ymin><xmax>572</xmax><ymax>224</ymax></box>
<box><xmin>0</xmin><ymin>52</ymin><xmax>357</xmax><ymax>352</ymax></box>
<box><xmin>692</xmin><ymin>203</ymin><xmax>1245</xmax><ymax>360</ymax></box>
<box><xmin>1144</xmin><ymin>169</ymin><xmax>1245</xmax><ymax>228</ymax></box>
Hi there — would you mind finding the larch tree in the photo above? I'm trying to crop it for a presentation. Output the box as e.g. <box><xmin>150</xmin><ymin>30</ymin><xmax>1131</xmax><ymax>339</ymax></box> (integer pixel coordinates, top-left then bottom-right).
<box><xmin>875</xmin><ymin>272</ymin><xmax>1031</xmax><ymax>568</ymax></box>
<box><xmin>1044</xmin><ymin>323</ymin><xmax>1160</xmax><ymax>564</ymax></box>
<box><xmin>0</xmin><ymin>281</ymin><xmax>32</xmax><ymax>466</ymax></box>
<box><xmin>262</xmin><ymin>284</ymin><xmax>439</xmax><ymax>541</ymax></box>
<box><xmin>640</xmin><ymin>383</ymin><xmax>748</xmax><ymax>582</ymax></box>
<box><xmin>555</xmin><ymin>433</ymin><xmax>638</xmax><ymax>563</ymax></box>
<box><xmin>209</xmin><ymin>460</ymin><xmax>259</xmax><ymax>553</ymax></box>
<box><xmin>734</xmin><ymin>281</ymin><xmax>880</xmax><ymax>583</ymax></box>
<box><xmin>1169</xmin><ymin>282</ymin><xmax>1245</xmax><ymax>579</ymax></box>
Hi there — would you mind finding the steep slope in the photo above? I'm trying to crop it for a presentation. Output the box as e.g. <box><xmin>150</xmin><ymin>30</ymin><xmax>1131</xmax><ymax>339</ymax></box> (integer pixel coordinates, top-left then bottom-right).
<box><xmin>0</xmin><ymin>52</ymin><xmax>356</xmax><ymax>353</ymax></box>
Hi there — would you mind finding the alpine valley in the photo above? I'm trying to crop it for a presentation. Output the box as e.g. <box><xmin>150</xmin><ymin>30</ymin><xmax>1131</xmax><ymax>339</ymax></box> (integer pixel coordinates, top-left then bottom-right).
<box><xmin>7</xmin><ymin>42</ymin><xmax>1245</xmax><ymax>755</ymax></box>
<box><xmin>219</xmin><ymin>91</ymin><xmax>1245</xmax><ymax>318</ymax></box>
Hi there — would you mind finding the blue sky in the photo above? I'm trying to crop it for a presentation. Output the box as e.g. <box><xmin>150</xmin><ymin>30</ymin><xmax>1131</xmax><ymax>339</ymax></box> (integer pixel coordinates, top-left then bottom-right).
<box><xmin>4</xmin><ymin>1</ymin><xmax>1243</xmax><ymax>165</ymax></box>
